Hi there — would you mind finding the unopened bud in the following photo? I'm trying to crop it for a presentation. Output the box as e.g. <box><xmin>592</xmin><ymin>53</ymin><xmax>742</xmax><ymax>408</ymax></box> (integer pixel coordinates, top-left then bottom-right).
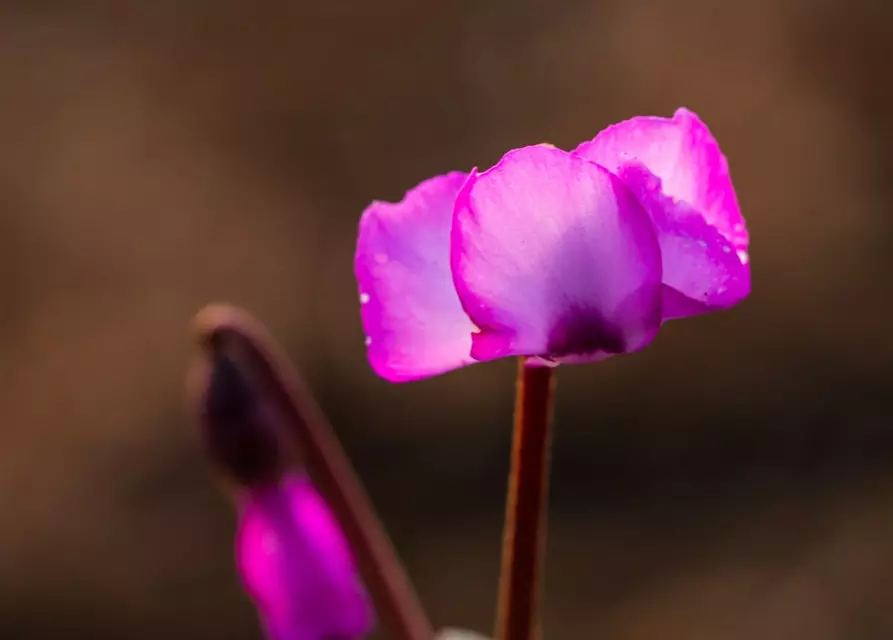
<box><xmin>199</xmin><ymin>348</ymin><xmax>284</xmax><ymax>487</ymax></box>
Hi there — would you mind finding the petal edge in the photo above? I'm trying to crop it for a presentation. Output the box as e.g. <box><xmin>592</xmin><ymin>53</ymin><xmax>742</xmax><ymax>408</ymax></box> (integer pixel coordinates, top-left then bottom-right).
<box><xmin>356</xmin><ymin>172</ymin><xmax>477</xmax><ymax>381</ymax></box>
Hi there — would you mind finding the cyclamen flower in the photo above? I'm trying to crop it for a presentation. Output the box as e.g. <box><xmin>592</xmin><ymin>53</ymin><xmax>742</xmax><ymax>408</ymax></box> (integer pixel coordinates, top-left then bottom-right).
<box><xmin>356</xmin><ymin>108</ymin><xmax>750</xmax><ymax>381</ymax></box>
<box><xmin>236</xmin><ymin>474</ymin><xmax>374</xmax><ymax>640</ymax></box>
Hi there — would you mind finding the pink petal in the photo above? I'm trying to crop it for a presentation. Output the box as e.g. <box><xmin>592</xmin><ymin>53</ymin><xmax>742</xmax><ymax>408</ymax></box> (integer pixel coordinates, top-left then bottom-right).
<box><xmin>614</xmin><ymin>163</ymin><xmax>750</xmax><ymax>319</ymax></box>
<box><xmin>356</xmin><ymin>172</ymin><xmax>477</xmax><ymax>382</ymax></box>
<box><xmin>451</xmin><ymin>145</ymin><xmax>663</xmax><ymax>363</ymax></box>
<box><xmin>236</xmin><ymin>474</ymin><xmax>374</xmax><ymax>640</ymax></box>
<box><xmin>573</xmin><ymin>108</ymin><xmax>749</xmax><ymax>319</ymax></box>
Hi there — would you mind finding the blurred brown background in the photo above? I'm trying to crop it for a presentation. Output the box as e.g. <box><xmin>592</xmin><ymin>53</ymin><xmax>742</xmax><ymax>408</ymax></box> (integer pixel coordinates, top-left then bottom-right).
<box><xmin>1</xmin><ymin>0</ymin><xmax>892</xmax><ymax>638</ymax></box>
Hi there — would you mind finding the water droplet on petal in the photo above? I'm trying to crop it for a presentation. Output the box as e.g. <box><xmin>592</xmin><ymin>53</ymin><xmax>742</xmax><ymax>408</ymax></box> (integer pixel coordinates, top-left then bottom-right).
<box><xmin>722</xmin><ymin>244</ymin><xmax>732</xmax><ymax>254</ymax></box>
<box><xmin>364</xmin><ymin>336</ymin><xmax>372</xmax><ymax>346</ymax></box>
<box><xmin>359</xmin><ymin>292</ymin><xmax>370</xmax><ymax>304</ymax></box>
<box><xmin>737</xmin><ymin>250</ymin><xmax>750</xmax><ymax>265</ymax></box>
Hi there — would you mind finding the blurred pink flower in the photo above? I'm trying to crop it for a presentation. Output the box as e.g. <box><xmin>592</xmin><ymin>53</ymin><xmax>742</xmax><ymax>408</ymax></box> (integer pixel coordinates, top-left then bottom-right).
<box><xmin>355</xmin><ymin>108</ymin><xmax>749</xmax><ymax>382</ymax></box>
<box><xmin>236</xmin><ymin>473</ymin><xmax>374</xmax><ymax>640</ymax></box>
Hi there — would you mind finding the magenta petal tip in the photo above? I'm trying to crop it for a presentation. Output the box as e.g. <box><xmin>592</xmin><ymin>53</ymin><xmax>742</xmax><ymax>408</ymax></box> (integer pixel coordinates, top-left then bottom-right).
<box><xmin>236</xmin><ymin>474</ymin><xmax>374</xmax><ymax>640</ymax></box>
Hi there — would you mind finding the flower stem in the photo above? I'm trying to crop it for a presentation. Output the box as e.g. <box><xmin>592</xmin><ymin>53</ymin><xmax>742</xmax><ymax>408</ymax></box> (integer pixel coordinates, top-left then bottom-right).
<box><xmin>495</xmin><ymin>358</ymin><xmax>556</xmax><ymax>640</ymax></box>
<box><xmin>193</xmin><ymin>304</ymin><xmax>435</xmax><ymax>640</ymax></box>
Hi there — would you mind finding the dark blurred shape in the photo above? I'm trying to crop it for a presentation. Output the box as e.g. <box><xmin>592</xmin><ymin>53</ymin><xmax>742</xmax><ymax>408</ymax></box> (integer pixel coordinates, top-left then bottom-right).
<box><xmin>199</xmin><ymin>345</ymin><xmax>284</xmax><ymax>488</ymax></box>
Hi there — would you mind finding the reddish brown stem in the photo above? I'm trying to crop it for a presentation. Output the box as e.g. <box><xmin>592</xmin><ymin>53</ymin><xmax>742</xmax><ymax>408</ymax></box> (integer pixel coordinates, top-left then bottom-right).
<box><xmin>495</xmin><ymin>358</ymin><xmax>556</xmax><ymax>640</ymax></box>
<box><xmin>193</xmin><ymin>304</ymin><xmax>434</xmax><ymax>640</ymax></box>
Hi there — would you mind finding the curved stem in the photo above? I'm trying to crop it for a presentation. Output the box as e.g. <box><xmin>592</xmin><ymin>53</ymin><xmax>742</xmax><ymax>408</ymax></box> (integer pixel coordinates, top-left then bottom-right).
<box><xmin>495</xmin><ymin>358</ymin><xmax>556</xmax><ymax>640</ymax></box>
<box><xmin>193</xmin><ymin>304</ymin><xmax>435</xmax><ymax>640</ymax></box>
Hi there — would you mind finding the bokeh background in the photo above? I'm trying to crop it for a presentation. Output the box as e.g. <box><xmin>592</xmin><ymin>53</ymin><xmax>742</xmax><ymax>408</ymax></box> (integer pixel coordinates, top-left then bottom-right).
<box><xmin>1</xmin><ymin>0</ymin><xmax>892</xmax><ymax>638</ymax></box>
